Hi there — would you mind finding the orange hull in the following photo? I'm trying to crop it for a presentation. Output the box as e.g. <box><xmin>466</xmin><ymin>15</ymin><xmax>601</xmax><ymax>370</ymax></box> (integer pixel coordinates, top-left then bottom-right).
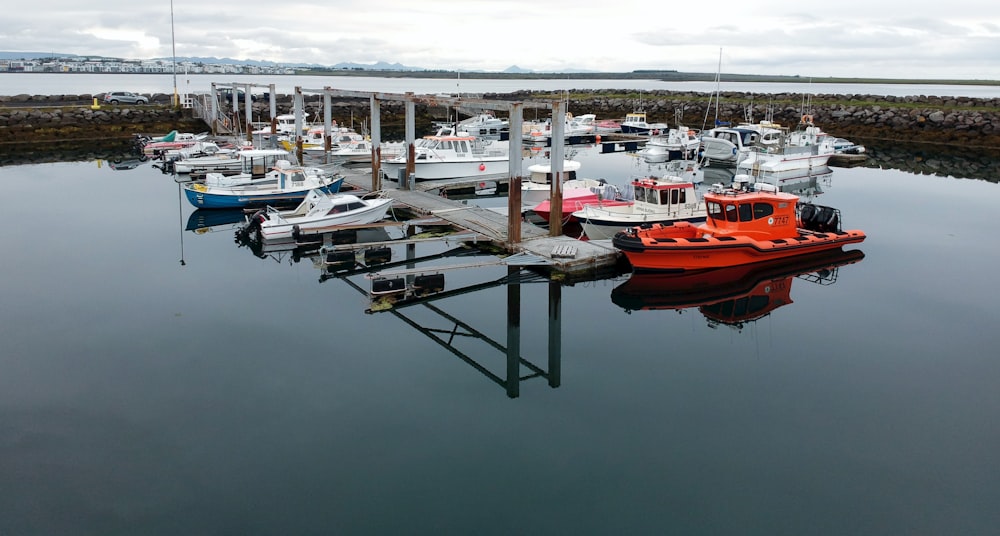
<box><xmin>613</xmin><ymin>221</ymin><xmax>866</xmax><ymax>272</ymax></box>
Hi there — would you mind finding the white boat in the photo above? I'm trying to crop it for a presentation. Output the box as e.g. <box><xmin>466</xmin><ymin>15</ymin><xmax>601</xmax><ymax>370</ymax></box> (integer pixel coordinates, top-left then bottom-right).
<box><xmin>619</xmin><ymin>112</ymin><xmax>670</xmax><ymax>135</ymax></box>
<box><xmin>242</xmin><ymin>189</ymin><xmax>394</xmax><ymax>240</ymax></box>
<box><xmin>522</xmin><ymin>113</ymin><xmax>596</xmax><ymax>143</ymax></box>
<box><xmin>573</xmin><ymin>175</ymin><xmax>706</xmax><ymax>240</ymax></box>
<box><xmin>638</xmin><ymin>125</ymin><xmax>701</xmax><ymax>162</ymax></box>
<box><xmin>456</xmin><ymin>113</ymin><xmax>509</xmax><ymax>139</ymax></box>
<box><xmin>380</xmin><ymin>132</ymin><xmax>510</xmax><ymax>180</ymax></box>
<box><xmin>140</xmin><ymin>131</ymin><xmax>210</xmax><ymax>156</ymax></box>
<box><xmin>699</xmin><ymin>127</ymin><xmax>764</xmax><ymax>166</ymax></box>
<box><xmin>521</xmin><ymin>160</ymin><xmax>593</xmax><ymax>206</ymax></box>
<box><xmin>252</xmin><ymin>113</ymin><xmax>320</xmax><ymax>137</ymax></box>
<box><xmin>293</xmin><ymin>126</ymin><xmax>366</xmax><ymax>153</ymax></box>
<box><xmin>174</xmin><ymin>148</ymin><xmax>293</xmax><ymax>176</ymax></box>
<box><xmin>735</xmin><ymin>125</ymin><xmax>836</xmax><ymax>173</ymax></box>
<box><xmin>182</xmin><ymin>160</ymin><xmax>344</xmax><ymax>209</ymax></box>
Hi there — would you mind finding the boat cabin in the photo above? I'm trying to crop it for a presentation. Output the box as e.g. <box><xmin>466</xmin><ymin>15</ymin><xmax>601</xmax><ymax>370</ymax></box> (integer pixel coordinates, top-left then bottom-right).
<box><xmin>413</xmin><ymin>135</ymin><xmax>505</xmax><ymax>159</ymax></box>
<box><xmin>705</xmin><ymin>127</ymin><xmax>763</xmax><ymax>148</ymax></box>
<box><xmin>238</xmin><ymin>149</ymin><xmax>294</xmax><ymax>176</ymax></box>
<box><xmin>526</xmin><ymin>160</ymin><xmax>581</xmax><ymax>185</ymax></box>
<box><xmin>630</xmin><ymin>176</ymin><xmax>700</xmax><ymax>214</ymax></box>
<box><xmin>702</xmin><ymin>180</ymin><xmax>799</xmax><ymax>240</ymax></box>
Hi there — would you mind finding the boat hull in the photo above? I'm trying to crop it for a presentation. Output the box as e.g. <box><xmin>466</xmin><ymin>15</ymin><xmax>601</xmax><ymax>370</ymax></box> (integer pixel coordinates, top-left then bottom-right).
<box><xmin>256</xmin><ymin>199</ymin><xmax>394</xmax><ymax>240</ymax></box>
<box><xmin>613</xmin><ymin>223</ymin><xmax>867</xmax><ymax>271</ymax></box>
<box><xmin>381</xmin><ymin>158</ymin><xmax>509</xmax><ymax>181</ymax></box>
<box><xmin>183</xmin><ymin>178</ymin><xmax>343</xmax><ymax>209</ymax></box>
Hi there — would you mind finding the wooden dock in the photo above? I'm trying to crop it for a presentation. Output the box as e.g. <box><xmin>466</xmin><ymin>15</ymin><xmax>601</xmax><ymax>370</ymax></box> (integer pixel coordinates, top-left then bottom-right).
<box><xmin>335</xmin><ymin>167</ymin><xmax>622</xmax><ymax>276</ymax></box>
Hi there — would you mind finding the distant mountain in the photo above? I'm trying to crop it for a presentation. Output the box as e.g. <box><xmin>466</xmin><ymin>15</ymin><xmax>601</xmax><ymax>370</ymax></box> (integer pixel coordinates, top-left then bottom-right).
<box><xmin>0</xmin><ymin>51</ymin><xmax>420</xmax><ymax>70</ymax></box>
<box><xmin>329</xmin><ymin>61</ymin><xmax>424</xmax><ymax>71</ymax></box>
<box><xmin>0</xmin><ymin>51</ymin><xmax>86</xmax><ymax>60</ymax></box>
<box><xmin>503</xmin><ymin>65</ymin><xmax>532</xmax><ymax>74</ymax></box>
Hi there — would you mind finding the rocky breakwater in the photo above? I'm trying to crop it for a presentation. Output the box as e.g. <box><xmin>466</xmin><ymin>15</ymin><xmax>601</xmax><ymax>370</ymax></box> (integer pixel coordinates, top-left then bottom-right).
<box><xmin>500</xmin><ymin>90</ymin><xmax>1000</xmax><ymax>149</ymax></box>
<box><xmin>0</xmin><ymin>93</ymin><xmax>208</xmax><ymax>144</ymax></box>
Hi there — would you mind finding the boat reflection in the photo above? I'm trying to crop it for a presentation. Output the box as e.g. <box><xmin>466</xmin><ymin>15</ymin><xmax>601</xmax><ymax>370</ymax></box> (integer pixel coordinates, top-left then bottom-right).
<box><xmin>186</xmin><ymin>208</ymin><xmax>247</xmax><ymax>234</ymax></box>
<box><xmin>610</xmin><ymin>249</ymin><xmax>865</xmax><ymax>330</ymax></box>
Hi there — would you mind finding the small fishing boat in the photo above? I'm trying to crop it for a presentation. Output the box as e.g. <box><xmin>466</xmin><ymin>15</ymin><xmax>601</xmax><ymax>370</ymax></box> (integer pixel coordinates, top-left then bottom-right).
<box><xmin>638</xmin><ymin>125</ymin><xmax>701</xmax><ymax>162</ymax></box>
<box><xmin>241</xmin><ymin>190</ymin><xmax>394</xmax><ymax>240</ymax></box>
<box><xmin>182</xmin><ymin>160</ymin><xmax>343</xmax><ymax>209</ymax></box>
<box><xmin>619</xmin><ymin>111</ymin><xmax>670</xmax><ymax>135</ymax></box>
<box><xmin>140</xmin><ymin>131</ymin><xmax>210</xmax><ymax>157</ymax></box>
<box><xmin>611</xmin><ymin>177</ymin><xmax>866</xmax><ymax>271</ymax></box>
<box><xmin>171</xmin><ymin>148</ymin><xmax>289</xmax><ymax>176</ymax></box>
<box><xmin>380</xmin><ymin>131</ymin><xmax>510</xmax><ymax>180</ymax></box>
<box><xmin>573</xmin><ymin>175</ymin><xmax>706</xmax><ymax>241</ymax></box>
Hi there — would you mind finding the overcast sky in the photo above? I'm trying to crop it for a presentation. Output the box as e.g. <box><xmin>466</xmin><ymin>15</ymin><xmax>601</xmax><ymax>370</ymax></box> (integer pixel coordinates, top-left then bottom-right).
<box><xmin>3</xmin><ymin>1</ymin><xmax>999</xmax><ymax>80</ymax></box>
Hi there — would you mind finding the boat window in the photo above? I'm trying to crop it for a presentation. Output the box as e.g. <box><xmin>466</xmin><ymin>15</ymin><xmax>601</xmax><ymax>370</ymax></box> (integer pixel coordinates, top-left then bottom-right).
<box><xmin>753</xmin><ymin>203</ymin><xmax>774</xmax><ymax>219</ymax></box>
<box><xmin>439</xmin><ymin>141</ymin><xmax>452</xmax><ymax>150</ymax></box>
<box><xmin>347</xmin><ymin>202</ymin><xmax>365</xmax><ymax>211</ymax></box>
<box><xmin>659</xmin><ymin>190</ymin><xmax>670</xmax><ymax>205</ymax></box>
<box><xmin>725</xmin><ymin>203</ymin><xmax>739</xmax><ymax>222</ymax></box>
<box><xmin>645</xmin><ymin>188</ymin><xmax>659</xmax><ymax>204</ymax></box>
<box><xmin>739</xmin><ymin>203</ymin><xmax>753</xmax><ymax>221</ymax></box>
<box><xmin>707</xmin><ymin>201</ymin><xmax>724</xmax><ymax>220</ymax></box>
<box><xmin>456</xmin><ymin>141</ymin><xmax>468</xmax><ymax>153</ymax></box>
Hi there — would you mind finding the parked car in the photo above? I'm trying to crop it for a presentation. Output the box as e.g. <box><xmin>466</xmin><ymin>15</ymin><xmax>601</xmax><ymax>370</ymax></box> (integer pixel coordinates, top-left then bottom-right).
<box><xmin>102</xmin><ymin>91</ymin><xmax>149</xmax><ymax>105</ymax></box>
<box><xmin>220</xmin><ymin>88</ymin><xmax>257</xmax><ymax>103</ymax></box>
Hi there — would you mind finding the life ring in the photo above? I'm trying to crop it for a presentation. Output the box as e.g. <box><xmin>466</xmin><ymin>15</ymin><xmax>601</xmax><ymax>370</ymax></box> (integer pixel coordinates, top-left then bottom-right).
<box><xmin>801</xmin><ymin>114</ymin><xmax>814</xmax><ymax>124</ymax></box>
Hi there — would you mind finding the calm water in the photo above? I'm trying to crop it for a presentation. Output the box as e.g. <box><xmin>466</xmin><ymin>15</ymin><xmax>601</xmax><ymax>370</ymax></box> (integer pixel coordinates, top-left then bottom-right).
<box><xmin>1</xmin><ymin>143</ymin><xmax>999</xmax><ymax>534</ymax></box>
<box><xmin>3</xmin><ymin>72</ymin><xmax>1000</xmax><ymax>98</ymax></box>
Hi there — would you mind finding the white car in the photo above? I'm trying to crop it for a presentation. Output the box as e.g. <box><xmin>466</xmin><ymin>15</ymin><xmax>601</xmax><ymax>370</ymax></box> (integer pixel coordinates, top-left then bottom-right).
<box><xmin>103</xmin><ymin>91</ymin><xmax>149</xmax><ymax>105</ymax></box>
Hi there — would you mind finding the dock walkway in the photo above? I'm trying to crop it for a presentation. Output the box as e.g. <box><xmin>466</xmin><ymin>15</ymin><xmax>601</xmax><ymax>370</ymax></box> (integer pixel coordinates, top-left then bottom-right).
<box><xmin>336</xmin><ymin>167</ymin><xmax>621</xmax><ymax>276</ymax></box>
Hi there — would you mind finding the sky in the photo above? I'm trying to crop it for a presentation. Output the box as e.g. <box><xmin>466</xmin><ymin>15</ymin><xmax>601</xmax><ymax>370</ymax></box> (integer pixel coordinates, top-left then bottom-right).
<box><xmin>3</xmin><ymin>1</ymin><xmax>1000</xmax><ymax>80</ymax></box>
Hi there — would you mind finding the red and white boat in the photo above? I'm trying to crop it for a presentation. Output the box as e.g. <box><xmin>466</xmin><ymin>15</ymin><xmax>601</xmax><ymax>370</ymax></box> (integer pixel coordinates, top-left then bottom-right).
<box><xmin>611</xmin><ymin>178</ymin><xmax>866</xmax><ymax>271</ymax></box>
<box><xmin>139</xmin><ymin>131</ymin><xmax>209</xmax><ymax>157</ymax></box>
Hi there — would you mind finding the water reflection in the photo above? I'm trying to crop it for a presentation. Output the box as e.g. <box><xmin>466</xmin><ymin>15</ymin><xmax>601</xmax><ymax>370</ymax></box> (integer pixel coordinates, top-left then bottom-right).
<box><xmin>861</xmin><ymin>139</ymin><xmax>1000</xmax><ymax>182</ymax></box>
<box><xmin>610</xmin><ymin>249</ymin><xmax>866</xmax><ymax>331</ymax></box>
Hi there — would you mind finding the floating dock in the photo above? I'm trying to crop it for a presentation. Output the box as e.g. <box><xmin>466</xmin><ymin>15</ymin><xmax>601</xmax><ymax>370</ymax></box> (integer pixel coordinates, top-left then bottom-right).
<box><xmin>335</xmin><ymin>167</ymin><xmax>621</xmax><ymax>277</ymax></box>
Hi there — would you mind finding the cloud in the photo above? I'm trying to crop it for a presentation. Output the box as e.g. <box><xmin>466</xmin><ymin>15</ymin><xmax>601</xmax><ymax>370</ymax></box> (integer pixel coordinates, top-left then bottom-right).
<box><xmin>1</xmin><ymin>0</ymin><xmax>999</xmax><ymax>79</ymax></box>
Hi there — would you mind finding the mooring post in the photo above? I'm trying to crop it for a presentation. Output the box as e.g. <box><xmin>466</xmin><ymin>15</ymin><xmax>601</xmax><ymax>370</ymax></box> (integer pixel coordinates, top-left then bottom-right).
<box><xmin>549</xmin><ymin>100</ymin><xmax>566</xmax><ymax>237</ymax></box>
<box><xmin>324</xmin><ymin>92</ymin><xmax>333</xmax><ymax>152</ymax></box>
<box><xmin>404</xmin><ymin>95</ymin><xmax>416</xmax><ymax>190</ymax></box>
<box><xmin>370</xmin><ymin>95</ymin><xmax>382</xmax><ymax>191</ymax></box>
<box><xmin>507</xmin><ymin>102</ymin><xmax>524</xmax><ymax>246</ymax></box>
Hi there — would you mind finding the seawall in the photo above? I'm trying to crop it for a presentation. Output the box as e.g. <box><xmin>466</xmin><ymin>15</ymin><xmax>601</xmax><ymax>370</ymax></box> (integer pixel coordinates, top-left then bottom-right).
<box><xmin>2</xmin><ymin>90</ymin><xmax>1000</xmax><ymax>149</ymax></box>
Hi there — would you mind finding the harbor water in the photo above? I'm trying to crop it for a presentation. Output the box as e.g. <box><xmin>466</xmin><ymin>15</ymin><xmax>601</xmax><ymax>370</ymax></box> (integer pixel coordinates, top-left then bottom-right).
<box><xmin>1</xmin><ymin>136</ymin><xmax>999</xmax><ymax>533</ymax></box>
<box><xmin>3</xmin><ymin>75</ymin><xmax>1000</xmax><ymax>533</ymax></box>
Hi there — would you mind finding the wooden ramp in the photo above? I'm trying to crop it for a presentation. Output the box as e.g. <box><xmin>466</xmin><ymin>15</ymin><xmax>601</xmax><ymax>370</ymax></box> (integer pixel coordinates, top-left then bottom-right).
<box><xmin>383</xmin><ymin>188</ymin><xmax>549</xmax><ymax>242</ymax></box>
<box><xmin>333</xmin><ymin>167</ymin><xmax>623</xmax><ymax>275</ymax></box>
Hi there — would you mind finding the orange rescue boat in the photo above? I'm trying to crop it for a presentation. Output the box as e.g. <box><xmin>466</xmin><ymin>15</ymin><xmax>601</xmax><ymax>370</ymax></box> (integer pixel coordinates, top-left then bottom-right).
<box><xmin>611</xmin><ymin>179</ymin><xmax>866</xmax><ymax>271</ymax></box>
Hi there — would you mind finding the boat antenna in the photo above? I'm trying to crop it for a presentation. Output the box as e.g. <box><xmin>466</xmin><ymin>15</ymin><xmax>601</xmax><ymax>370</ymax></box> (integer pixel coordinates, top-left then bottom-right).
<box><xmin>702</xmin><ymin>48</ymin><xmax>722</xmax><ymax>131</ymax></box>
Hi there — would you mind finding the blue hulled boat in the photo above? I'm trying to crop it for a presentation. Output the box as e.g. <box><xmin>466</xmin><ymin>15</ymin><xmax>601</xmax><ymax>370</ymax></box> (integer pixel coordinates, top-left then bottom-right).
<box><xmin>182</xmin><ymin>160</ymin><xmax>343</xmax><ymax>209</ymax></box>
